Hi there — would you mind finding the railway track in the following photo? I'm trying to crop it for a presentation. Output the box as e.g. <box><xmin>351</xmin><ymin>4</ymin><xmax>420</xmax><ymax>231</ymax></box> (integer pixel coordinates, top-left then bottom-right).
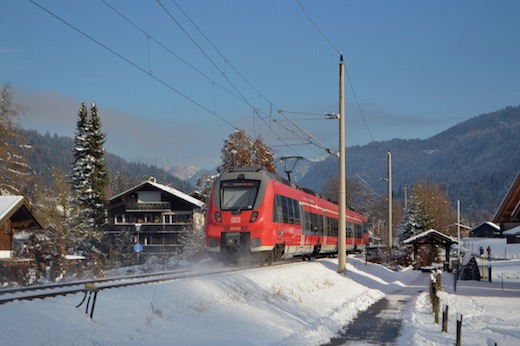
<box><xmin>0</xmin><ymin>259</ymin><xmax>304</xmax><ymax>305</ymax></box>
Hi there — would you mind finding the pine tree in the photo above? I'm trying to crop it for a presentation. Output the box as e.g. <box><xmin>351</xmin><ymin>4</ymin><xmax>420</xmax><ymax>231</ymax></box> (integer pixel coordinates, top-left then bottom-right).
<box><xmin>88</xmin><ymin>103</ymin><xmax>109</xmax><ymax>230</ymax></box>
<box><xmin>70</xmin><ymin>102</ymin><xmax>108</xmax><ymax>257</ymax></box>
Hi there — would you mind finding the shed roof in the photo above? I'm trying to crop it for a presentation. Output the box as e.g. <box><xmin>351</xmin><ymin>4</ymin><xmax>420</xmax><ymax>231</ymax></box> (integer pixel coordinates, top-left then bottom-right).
<box><xmin>403</xmin><ymin>229</ymin><xmax>458</xmax><ymax>245</ymax></box>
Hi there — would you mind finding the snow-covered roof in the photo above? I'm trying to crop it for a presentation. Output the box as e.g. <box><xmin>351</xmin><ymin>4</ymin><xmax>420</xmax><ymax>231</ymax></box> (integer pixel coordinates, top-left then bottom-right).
<box><xmin>403</xmin><ymin>229</ymin><xmax>458</xmax><ymax>244</ymax></box>
<box><xmin>503</xmin><ymin>225</ymin><xmax>520</xmax><ymax>236</ymax></box>
<box><xmin>110</xmin><ymin>178</ymin><xmax>204</xmax><ymax>208</ymax></box>
<box><xmin>147</xmin><ymin>180</ymin><xmax>204</xmax><ymax>208</ymax></box>
<box><xmin>0</xmin><ymin>195</ymin><xmax>24</xmax><ymax>221</ymax></box>
<box><xmin>472</xmin><ymin>221</ymin><xmax>500</xmax><ymax>231</ymax></box>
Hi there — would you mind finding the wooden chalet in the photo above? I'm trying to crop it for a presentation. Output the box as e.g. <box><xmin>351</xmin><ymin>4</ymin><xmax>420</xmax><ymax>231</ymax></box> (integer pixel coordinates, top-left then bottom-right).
<box><xmin>0</xmin><ymin>196</ymin><xmax>46</xmax><ymax>285</ymax></box>
<box><xmin>0</xmin><ymin>196</ymin><xmax>44</xmax><ymax>259</ymax></box>
<box><xmin>493</xmin><ymin>172</ymin><xmax>520</xmax><ymax>240</ymax></box>
<box><xmin>104</xmin><ymin>177</ymin><xmax>205</xmax><ymax>260</ymax></box>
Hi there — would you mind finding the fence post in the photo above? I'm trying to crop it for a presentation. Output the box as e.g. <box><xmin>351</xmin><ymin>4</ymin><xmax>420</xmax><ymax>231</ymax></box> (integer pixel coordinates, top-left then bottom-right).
<box><xmin>456</xmin><ymin>313</ymin><xmax>463</xmax><ymax>346</ymax></box>
<box><xmin>433</xmin><ymin>296</ymin><xmax>440</xmax><ymax>324</ymax></box>
<box><xmin>442</xmin><ymin>305</ymin><xmax>448</xmax><ymax>332</ymax></box>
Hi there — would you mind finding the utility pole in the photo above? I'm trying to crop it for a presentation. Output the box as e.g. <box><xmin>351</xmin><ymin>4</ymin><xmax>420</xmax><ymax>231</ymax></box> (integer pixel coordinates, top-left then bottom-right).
<box><xmin>338</xmin><ymin>55</ymin><xmax>346</xmax><ymax>274</ymax></box>
<box><xmin>388</xmin><ymin>150</ymin><xmax>393</xmax><ymax>250</ymax></box>
<box><xmin>457</xmin><ymin>200</ymin><xmax>461</xmax><ymax>259</ymax></box>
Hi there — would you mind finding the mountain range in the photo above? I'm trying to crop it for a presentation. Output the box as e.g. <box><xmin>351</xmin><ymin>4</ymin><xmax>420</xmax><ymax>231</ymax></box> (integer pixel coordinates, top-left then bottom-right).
<box><xmin>295</xmin><ymin>106</ymin><xmax>520</xmax><ymax>220</ymax></box>
<box><xmin>23</xmin><ymin>105</ymin><xmax>520</xmax><ymax>221</ymax></box>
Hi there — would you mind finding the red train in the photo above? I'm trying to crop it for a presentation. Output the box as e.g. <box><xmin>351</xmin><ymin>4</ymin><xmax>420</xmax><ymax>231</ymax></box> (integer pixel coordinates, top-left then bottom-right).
<box><xmin>205</xmin><ymin>168</ymin><xmax>368</xmax><ymax>263</ymax></box>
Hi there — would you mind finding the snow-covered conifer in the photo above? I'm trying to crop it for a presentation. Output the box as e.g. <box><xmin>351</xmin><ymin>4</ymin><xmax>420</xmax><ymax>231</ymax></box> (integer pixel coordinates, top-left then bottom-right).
<box><xmin>70</xmin><ymin>102</ymin><xmax>108</xmax><ymax>256</ymax></box>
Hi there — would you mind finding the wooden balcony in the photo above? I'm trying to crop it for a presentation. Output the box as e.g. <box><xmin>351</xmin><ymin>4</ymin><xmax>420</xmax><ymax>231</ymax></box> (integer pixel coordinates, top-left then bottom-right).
<box><xmin>125</xmin><ymin>201</ymin><xmax>171</xmax><ymax>212</ymax></box>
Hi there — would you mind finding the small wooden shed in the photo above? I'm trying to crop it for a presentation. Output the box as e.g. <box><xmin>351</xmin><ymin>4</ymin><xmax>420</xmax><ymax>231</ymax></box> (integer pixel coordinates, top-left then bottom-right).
<box><xmin>403</xmin><ymin>229</ymin><xmax>458</xmax><ymax>270</ymax></box>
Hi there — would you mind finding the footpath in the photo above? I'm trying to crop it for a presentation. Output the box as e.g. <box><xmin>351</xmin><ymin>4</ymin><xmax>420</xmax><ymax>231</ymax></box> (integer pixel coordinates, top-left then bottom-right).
<box><xmin>322</xmin><ymin>273</ymin><xmax>430</xmax><ymax>346</ymax></box>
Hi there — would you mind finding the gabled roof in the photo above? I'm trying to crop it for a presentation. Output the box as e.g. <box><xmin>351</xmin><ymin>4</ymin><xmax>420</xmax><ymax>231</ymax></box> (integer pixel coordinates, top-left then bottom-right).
<box><xmin>109</xmin><ymin>178</ymin><xmax>204</xmax><ymax>208</ymax></box>
<box><xmin>471</xmin><ymin>221</ymin><xmax>500</xmax><ymax>231</ymax></box>
<box><xmin>403</xmin><ymin>229</ymin><xmax>458</xmax><ymax>245</ymax></box>
<box><xmin>494</xmin><ymin>172</ymin><xmax>520</xmax><ymax>223</ymax></box>
<box><xmin>0</xmin><ymin>195</ymin><xmax>45</xmax><ymax>229</ymax></box>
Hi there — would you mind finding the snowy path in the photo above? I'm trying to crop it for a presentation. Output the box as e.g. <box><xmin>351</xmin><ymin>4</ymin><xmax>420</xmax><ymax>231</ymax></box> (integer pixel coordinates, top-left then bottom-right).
<box><xmin>323</xmin><ymin>270</ymin><xmax>430</xmax><ymax>345</ymax></box>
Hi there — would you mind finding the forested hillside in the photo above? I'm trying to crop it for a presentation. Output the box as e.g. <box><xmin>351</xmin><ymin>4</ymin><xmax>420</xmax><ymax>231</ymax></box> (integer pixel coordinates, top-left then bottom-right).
<box><xmin>24</xmin><ymin>129</ymin><xmax>193</xmax><ymax>195</ymax></box>
<box><xmin>296</xmin><ymin>106</ymin><xmax>520</xmax><ymax>221</ymax></box>
<box><xmin>21</xmin><ymin>105</ymin><xmax>520</xmax><ymax>221</ymax></box>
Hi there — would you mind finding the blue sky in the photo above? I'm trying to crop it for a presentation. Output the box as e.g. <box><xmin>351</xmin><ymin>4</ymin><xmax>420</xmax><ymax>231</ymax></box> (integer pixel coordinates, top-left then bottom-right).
<box><xmin>1</xmin><ymin>1</ymin><xmax>519</xmax><ymax>169</ymax></box>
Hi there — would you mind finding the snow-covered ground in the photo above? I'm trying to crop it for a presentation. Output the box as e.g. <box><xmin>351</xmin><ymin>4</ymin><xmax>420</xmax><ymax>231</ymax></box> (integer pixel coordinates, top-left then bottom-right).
<box><xmin>1</xmin><ymin>238</ymin><xmax>519</xmax><ymax>346</ymax></box>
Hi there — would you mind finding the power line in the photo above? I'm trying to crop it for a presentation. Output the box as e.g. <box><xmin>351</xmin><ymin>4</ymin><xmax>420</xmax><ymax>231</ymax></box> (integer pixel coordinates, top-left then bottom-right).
<box><xmin>99</xmin><ymin>0</ymin><xmax>244</xmax><ymax>106</ymax></box>
<box><xmin>296</xmin><ymin>0</ymin><xmax>376</xmax><ymax>143</ymax></box>
<box><xmin>28</xmin><ymin>0</ymin><xmax>237</xmax><ymax>130</ymax></box>
<box><xmin>296</xmin><ymin>0</ymin><xmax>341</xmax><ymax>55</ymax></box>
<box><xmin>30</xmin><ymin>0</ymin><xmax>340</xmax><ymax>168</ymax></box>
<box><xmin>156</xmin><ymin>0</ymin><xmax>254</xmax><ymax>110</ymax></box>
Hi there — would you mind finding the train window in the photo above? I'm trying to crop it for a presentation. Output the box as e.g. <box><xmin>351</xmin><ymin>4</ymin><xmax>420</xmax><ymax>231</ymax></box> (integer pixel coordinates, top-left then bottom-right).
<box><xmin>220</xmin><ymin>180</ymin><xmax>260</xmax><ymax>211</ymax></box>
<box><xmin>304</xmin><ymin>211</ymin><xmax>312</xmax><ymax>233</ymax></box>
<box><xmin>355</xmin><ymin>224</ymin><xmax>362</xmax><ymax>238</ymax></box>
<box><xmin>273</xmin><ymin>195</ymin><xmax>282</xmax><ymax>223</ymax></box>
<box><xmin>346</xmin><ymin>223</ymin><xmax>353</xmax><ymax>238</ymax></box>
<box><xmin>292</xmin><ymin>199</ymin><xmax>301</xmax><ymax>224</ymax></box>
<box><xmin>281</xmin><ymin>196</ymin><xmax>290</xmax><ymax>223</ymax></box>
<box><xmin>310</xmin><ymin>213</ymin><xmax>320</xmax><ymax>234</ymax></box>
<box><xmin>329</xmin><ymin>218</ymin><xmax>338</xmax><ymax>237</ymax></box>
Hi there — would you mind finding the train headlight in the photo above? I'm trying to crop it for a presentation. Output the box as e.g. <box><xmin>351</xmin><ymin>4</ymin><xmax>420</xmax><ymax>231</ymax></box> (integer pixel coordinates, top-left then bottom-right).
<box><xmin>249</xmin><ymin>211</ymin><xmax>258</xmax><ymax>223</ymax></box>
<box><xmin>215</xmin><ymin>212</ymin><xmax>222</xmax><ymax>223</ymax></box>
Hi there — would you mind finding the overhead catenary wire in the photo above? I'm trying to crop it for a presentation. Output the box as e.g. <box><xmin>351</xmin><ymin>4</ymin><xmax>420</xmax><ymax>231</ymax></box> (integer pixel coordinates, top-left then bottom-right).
<box><xmin>30</xmin><ymin>0</ymin><xmax>343</xmax><ymax>168</ymax></box>
<box><xmin>161</xmin><ymin>0</ymin><xmax>332</xmax><ymax>159</ymax></box>
<box><xmin>296</xmin><ymin>0</ymin><xmax>376</xmax><ymax>143</ymax></box>
<box><xmin>155</xmin><ymin>0</ymin><xmax>254</xmax><ymax>111</ymax></box>
<box><xmin>31</xmin><ymin>0</ymin><xmax>310</xmax><ymax>165</ymax></box>
<box><xmin>28</xmin><ymin>0</ymin><xmax>237</xmax><ymax>131</ymax></box>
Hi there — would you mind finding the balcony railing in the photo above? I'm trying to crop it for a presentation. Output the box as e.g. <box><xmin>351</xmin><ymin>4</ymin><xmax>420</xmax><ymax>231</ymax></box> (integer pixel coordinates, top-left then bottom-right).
<box><xmin>125</xmin><ymin>201</ymin><xmax>171</xmax><ymax>211</ymax></box>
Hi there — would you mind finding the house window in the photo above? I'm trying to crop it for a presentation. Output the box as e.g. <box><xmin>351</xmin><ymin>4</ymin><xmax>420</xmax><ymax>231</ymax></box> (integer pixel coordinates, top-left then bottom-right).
<box><xmin>115</xmin><ymin>214</ymin><xmax>123</xmax><ymax>224</ymax></box>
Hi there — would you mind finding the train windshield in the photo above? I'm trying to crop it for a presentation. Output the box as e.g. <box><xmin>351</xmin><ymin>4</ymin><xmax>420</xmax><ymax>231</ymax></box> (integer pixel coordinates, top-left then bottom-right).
<box><xmin>220</xmin><ymin>179</ymin><xmax>260</xmax><ymax>211</ymax></box>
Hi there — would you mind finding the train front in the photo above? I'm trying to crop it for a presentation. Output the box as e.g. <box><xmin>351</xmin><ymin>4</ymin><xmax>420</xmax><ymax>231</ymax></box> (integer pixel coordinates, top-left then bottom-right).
<box><xmin>205</xmin><ymin>169</ymin><xmax>275</xmax><ymax>262</ymax></box>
